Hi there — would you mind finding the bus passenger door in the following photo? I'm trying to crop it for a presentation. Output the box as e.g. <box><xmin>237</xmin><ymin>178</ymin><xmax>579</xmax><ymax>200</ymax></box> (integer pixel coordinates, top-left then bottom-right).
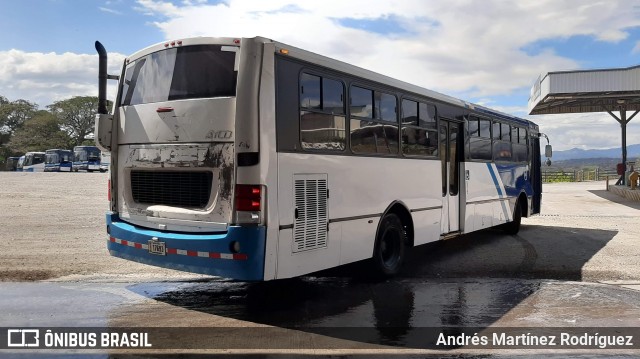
<box><xmin>531</xmin><ymin>136</ymin><xmax>542</xmax><ymax>214</ymax></box>
<box><xmin>440</xmin><ymin>120</ymin><xmax>460</xmax><ymax>234</ymax></box>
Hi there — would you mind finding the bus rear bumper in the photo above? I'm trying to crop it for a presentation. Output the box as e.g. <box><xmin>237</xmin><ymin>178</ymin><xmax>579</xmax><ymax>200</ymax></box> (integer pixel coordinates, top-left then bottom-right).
<box><xmin>106</xmin><ymin>213</ymin><xmax>266</xmax><ymax>281</ymax></box>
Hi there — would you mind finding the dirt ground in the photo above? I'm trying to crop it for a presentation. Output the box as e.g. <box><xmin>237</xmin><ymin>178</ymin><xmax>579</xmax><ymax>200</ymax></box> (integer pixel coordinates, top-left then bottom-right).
<box><xmin>0</xmin><ymin>171</ymin><xmax>189</xmax><ymax>281</ymax></box>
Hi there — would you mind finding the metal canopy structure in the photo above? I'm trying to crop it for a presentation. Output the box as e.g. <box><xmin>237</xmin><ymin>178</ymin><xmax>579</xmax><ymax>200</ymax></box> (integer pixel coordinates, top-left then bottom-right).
<box><xmin>528</xmin><ymin>65</ymin><xmax>640</xmax><ymax>184</ymax></box>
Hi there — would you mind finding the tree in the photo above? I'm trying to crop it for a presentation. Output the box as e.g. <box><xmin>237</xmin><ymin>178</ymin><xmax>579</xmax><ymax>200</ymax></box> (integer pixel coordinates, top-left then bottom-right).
<box><xmin>48</xmin><ymin>96</ymin><xmax>100</xmax><ymax>147</ymax></box>
<box><xmin>0</xmin><ymin>97</ymin><xmax>38</xmax><ymax>137</ymax></box>
<box><xmin>8</xmin><ymin>111</ymin><xmax>72</xmax><ymax>153</ymax></box>
<box><xmin>0</xmin><ymin>96</ymin><xmax>39</xmax><ymax>168</ymax></box>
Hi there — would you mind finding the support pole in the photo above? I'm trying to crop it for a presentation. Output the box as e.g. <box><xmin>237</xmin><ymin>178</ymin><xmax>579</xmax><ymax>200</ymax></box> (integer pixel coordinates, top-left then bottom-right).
<box><xmin>605</xmin><ymin>104</ymin><xmax>639</xmax><ymax>186</ymax></box>
<box><xmin>604</xmin><ymin>106</ymin><xmax>625</xmax><ymax>185</ymax></box>
<box><xmin>621</xmin><ymin>107</ymin><xmax>627</xmax><ymax>185</ymax></box>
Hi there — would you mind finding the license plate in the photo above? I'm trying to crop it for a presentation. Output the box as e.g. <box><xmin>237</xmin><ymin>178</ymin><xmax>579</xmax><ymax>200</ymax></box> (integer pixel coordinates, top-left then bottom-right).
<box><xmin>148</xmin><ymin>240</ymin><xmax>166</xmax><ymax>255</ymax></box>
<box><xmin>88</xmin><ymin>165</ymin><xmax>99</xmax><ymax>170</ymax></box>
<box><xmin>60</xmin><ymin>167</ymin><xmax>71</xmax><ymax>172</ymax></box>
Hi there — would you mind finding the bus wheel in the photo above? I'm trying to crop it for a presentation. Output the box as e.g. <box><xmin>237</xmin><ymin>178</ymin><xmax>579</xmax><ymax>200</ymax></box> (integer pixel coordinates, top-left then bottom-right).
<box><xmin>372</xmin><ymin>213</ymin><xmax>406</xmax><ymax>277</ymax></box>
<box><xmin>503</xmin><ymin>200</ymin><xmax>522</xmax><ymax>235</ymax></box>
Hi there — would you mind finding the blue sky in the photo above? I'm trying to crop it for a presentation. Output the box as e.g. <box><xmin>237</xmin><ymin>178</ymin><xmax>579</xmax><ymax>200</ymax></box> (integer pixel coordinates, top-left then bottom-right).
<box><xmin>1</xmin><ymin>0</ymin><xmax>640</xmax><ymax>150</ymax></box>
<box><xmin>0</xmin><ymin>0</ymin><xmax>162</xmax><ymax>55</ymax></box>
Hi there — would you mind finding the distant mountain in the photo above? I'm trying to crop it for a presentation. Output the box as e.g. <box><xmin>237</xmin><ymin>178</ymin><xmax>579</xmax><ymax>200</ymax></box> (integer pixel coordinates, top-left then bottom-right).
<box><xmin>549</xmin><ymin>144</ymin><xmax>640</xmax><ymax>161</ymax></box>
<box><xmin>546</xmin><ymin>158</ymin><xmax>620</xmax><ymax>171</ymax></box>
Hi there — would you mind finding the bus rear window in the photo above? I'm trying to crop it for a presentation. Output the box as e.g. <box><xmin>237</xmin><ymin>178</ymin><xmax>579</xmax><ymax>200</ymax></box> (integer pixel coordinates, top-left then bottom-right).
<box><xmin>121</xmin><ymin>45</ymin><xmax>237</xmax><ymax>106</ymax></box>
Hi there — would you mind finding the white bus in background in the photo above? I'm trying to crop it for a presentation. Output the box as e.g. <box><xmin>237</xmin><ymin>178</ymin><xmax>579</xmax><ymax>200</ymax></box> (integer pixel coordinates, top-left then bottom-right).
<box><xmin>95</xmin><ymin>37</ymin><xmax>548</xmax><ymax>281</ymax></box>
<box><xmin>100</xmin><ymin>152</ymin><xmax>110</xmax><ymax>172</ymax></box>
<box><xmin>22</xmin><ymin>152</ymin><xmax>46</xmax><ymax>172</ymax></box>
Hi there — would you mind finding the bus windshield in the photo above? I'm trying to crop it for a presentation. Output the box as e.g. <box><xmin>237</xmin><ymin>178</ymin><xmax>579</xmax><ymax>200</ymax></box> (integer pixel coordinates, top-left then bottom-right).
<box><xmin>87</xmin><ymin>149</ymin><xmax>101</xmax><ymax>160</ymax></box>
<box><xmin>121</xmin><ymin>45</ymin><xmax>237</xmax><ymax>106</ymax></box>
<box><xmin>25</xmin><ymin>154</ymin><xmax>45</xmax><ymax>166</ymax></box>
<box><xmin>45</xmin><ymin>154</ymin><xmax>58</xmax><ymax>164</ymax></box>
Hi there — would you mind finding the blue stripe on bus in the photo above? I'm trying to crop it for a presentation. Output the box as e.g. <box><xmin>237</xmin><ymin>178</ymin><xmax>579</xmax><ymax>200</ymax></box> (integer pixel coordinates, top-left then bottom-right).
<box><xmin>486</xmin><ymin>163</ymin><xmax>511</xmax><ymax>221</ymax></box>
<box><xmin>486</xmin><ymin>163</ymin><xmax>503</xmax><ymax>197</ymax></box>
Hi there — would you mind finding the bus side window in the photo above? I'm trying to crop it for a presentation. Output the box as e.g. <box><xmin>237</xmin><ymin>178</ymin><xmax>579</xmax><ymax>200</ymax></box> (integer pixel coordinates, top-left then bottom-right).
<box><xmin>350</xmin><ymin>88</ymin><xmax>398</xmax><ymax>155</ymax></box>
<box><xmin>300</xmin><ymin>73</ymin><xmax>321</xmax><ymax>109</ymax></box>
<box><xmin>401</xmin><ymin>99</ymin><xmax>437</xmax><ymax>157</ymax></box>
<box><xmin>469</xmin><ymin>118</ymin><xmax>492</xmax><ymax>160</ymax></box>
<box><xmin>492</xmin><ymin>121</ymin><xmax>512</xmax><ymax>161</ymax></box>
<box><xmin>299</xmin><ymin>73</ymin><xmax>346</xmax><ymax>151</ymax></box>
<box><xmin>512</xmin><ymin>127</ymin><xmax>528</xmax><ymax>162</ymax></box>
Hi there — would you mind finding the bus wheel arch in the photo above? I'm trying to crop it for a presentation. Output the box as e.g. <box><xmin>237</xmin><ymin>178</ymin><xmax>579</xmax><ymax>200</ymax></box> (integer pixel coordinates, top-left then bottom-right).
<box><xmin>371</xmin><ymin>202</ymin><xmax>413</xmax><ymax>276</ymax></box>
<box><xmin>503</xmin><ymin>193</ymin><xmax>527</xmax><ymax>235</ymax></box>
<box><xmin>518</xmin><ymin>192</ymin><xmax>528</xmax><ymax>218</ymax></box>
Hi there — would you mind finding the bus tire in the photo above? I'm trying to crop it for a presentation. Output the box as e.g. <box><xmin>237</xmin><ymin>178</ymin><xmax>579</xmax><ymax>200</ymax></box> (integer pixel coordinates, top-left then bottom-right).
<box><xmin>503</xmin><ymin>200</ymin><xmax>522</xmax><ymax>235</ymax></box>
<box><xmin>372</xmin><ymin>213</ymin><xmax>406</xmax><ymax>277</ymax></box>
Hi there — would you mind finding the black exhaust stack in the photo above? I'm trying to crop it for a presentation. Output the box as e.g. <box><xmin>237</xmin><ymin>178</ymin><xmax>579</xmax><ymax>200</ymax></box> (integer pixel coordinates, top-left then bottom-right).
<box><xmin>95</xmin><ymin>41</ymin><xmax>108</xmax><ymax>115</ymax></box>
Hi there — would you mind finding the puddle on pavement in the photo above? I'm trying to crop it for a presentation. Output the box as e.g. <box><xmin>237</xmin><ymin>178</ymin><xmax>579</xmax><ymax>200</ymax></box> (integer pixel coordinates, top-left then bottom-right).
<box><xmin>144</xmin><ymin>277</ymin><xmax>539</xmax><ymax>327</ymax></box>
<box><xmin>119</xmin><ymin>277</ymin><xmax>543</xmax><ymax>348</ymax></box>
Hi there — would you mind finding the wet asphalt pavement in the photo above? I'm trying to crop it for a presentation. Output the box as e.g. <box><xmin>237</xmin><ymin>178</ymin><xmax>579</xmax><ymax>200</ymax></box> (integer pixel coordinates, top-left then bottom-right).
<box><xmin>2</xmin><ymin>275</ymin><xmax>640</xmax><ymax>355</ymax></box>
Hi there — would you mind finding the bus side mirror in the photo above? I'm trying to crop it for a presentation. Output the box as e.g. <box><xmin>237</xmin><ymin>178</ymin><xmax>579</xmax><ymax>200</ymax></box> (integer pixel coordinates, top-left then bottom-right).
<box><xmin>95</xmin><ymin>113</ymin><xmax>112</xmax><ymax>152</ymax></box>
<box><xmin>545</xmin><ymin>145</ymin><xmax>553</xmax><ymax>158</ymax></box>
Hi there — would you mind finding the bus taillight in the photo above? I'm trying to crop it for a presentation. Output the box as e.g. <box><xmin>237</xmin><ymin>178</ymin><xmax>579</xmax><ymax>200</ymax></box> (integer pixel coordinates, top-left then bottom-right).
<box><xmin>108</xmin><ymin>179</ymin><xmax>111</xmax><ymax>202</ymax></box>
<box><xmin>235</xmin><ymin>185</ymin><xmax>261</xmax><ymax>211</ymax></box>
<box><xmin>234</xmin><ymin>185</ymin><xmax>264</xmax><ymax>225</ymax></box>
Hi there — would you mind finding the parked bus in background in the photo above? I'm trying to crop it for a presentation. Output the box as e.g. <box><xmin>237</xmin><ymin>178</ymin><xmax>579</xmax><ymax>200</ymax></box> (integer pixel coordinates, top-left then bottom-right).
<box><xmin>22</xmin><ymin>152</ymin><xmax>46</xmax><ymax>172</ymax></box>
<box><xmin>100</xmin><ymin>152</ymin><xmax>110</xmax><ymax>172</ymax></box>
<box><xmin>73</xmin><ymin>145</ymin><xmax>102</xmax><ymax>172</ymax></box>
<box><xmin>6</xmin><ymin>157</ymin><xmax>20</xmax><ymax>171</ymax></box>
<box><xmin>16</xmin><ymin>156</ymin><xmax>25</xmax><ymax>172</ymax></box>
<box><xmin>95</xmin><ymin>37</ymin><xmax>549</xmax><ymax>281</ymax></box>
<box><xmin>45</xmin><ymin>149</ymin><xmax>74</xmax><ymax>172</ymax></box>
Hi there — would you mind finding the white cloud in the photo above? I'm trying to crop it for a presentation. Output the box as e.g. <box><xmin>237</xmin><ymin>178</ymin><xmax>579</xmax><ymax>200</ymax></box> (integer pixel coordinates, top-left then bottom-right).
<box><xmin>127</xmin><ymin>0</ymin><xmax>640</xmax><ymax>149</ymax></box>
<box><xmin>133</xmin><ymin>0</ymin><xmax>640</xmax><ymax>99</ymax></box>
<box><xmin>529</xmin><ymin>112</ymin><xmax>640</xmax><ymax>151</ymax></box>
<box><xmin>0</xmin><ymin>50</ymin><xmax>125</xmax><ymax>107</ymax></box>
<box><xmin>3</xmin><ymin>0</ymin><xmax>640</xmax><ymax>151</ymax></box>
<box><xmin>99</xmin><ymin>6</ymin><xmax>123</xmax><ymax>15</ymax></box>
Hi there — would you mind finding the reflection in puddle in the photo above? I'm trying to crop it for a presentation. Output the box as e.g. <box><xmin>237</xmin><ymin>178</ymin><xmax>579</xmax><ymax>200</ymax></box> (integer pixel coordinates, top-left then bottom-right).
<box><xmin>135</xmin><ymin>277</ymin><xmax>541</xmax><ymax>347</ymax></box>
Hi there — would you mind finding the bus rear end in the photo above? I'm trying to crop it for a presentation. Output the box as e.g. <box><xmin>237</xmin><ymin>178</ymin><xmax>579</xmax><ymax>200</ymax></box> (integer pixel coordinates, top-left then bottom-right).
<box><xmin>99</xmin><ymin>38</ymin><xmax>266</xmax><ymax>281</ymax></box>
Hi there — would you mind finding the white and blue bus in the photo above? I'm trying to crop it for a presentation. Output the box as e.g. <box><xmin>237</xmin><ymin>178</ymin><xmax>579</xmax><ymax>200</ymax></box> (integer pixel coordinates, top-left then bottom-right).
<box><xmin>22</xmin><ymin>152</ymin><xmax>46</xmax><ymax>172</ymax></box>
<box><xmin>95</xmin><ymin>37</ymin><xmax>548</xmax><ymax>281</ymax></box>
<box><xmin>45</xmin><ymin>149</ymin><xmax>74</xmax><ymax>172</ymax></box>
<box><xmin>73</xmin><ymin>145</ymin><xmax>102</xmax><ymax>172</ymax></box>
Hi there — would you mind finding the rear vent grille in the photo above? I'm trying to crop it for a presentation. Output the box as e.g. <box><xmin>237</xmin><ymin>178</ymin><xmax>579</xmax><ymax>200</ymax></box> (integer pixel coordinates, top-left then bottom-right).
<box><xmin>293</xmin><ymin>174</ymin><xmax>328</xmax><ymax>253</ymax></box>
<box><xmin>131</xmin><ymin>171</ymin><xmax>213</xmax><ymax>208</ymax></box>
